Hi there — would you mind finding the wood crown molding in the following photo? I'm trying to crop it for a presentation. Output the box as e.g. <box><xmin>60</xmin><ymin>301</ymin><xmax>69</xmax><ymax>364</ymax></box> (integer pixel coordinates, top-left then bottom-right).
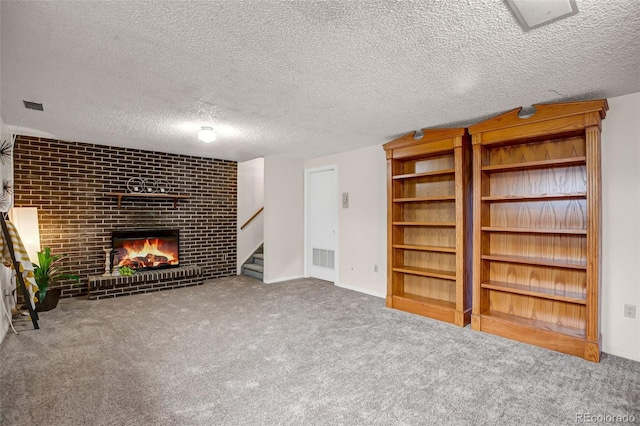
<box><xmin>383</xmin><ymin>128</ymin><xmax>468</xmax><ymax>152</ymax></box>
<box><xmin>468</xmin><ymin>99</ymin><xmax>609</xmax><ymax>135</ymax></box>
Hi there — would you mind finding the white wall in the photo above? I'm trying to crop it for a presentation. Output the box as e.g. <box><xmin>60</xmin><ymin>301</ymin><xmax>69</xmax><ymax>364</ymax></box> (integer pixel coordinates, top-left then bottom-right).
<box><xmin>0</xmin><ymin>115</ymin><xmax>15</xmax><ymax>345</ymax></box>
<box><xmin>237</xmin><ymin>157</ymin><xmax>264</xmax><ymax>274</ymax></box>
<box><xmin>601</xmin><ymin>92</ymin><xmax>640</xmax><ymax>361</ymax></box>
<box><xmin>304</xmin><ymin>145</ymin><xmax>387</xmax><ymax>297</ymax></box>
<box><xmin>263</xmin><ymin>156</ymin><xmax>304</xmax><ymax>283</ymax></box>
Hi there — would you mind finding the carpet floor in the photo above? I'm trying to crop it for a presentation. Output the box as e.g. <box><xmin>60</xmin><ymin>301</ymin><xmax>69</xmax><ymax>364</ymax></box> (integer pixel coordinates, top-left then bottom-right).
<box><xmin>1</xmin><ymin>276</ymin><xmax>639</xmax><ymax>425</ymax></box>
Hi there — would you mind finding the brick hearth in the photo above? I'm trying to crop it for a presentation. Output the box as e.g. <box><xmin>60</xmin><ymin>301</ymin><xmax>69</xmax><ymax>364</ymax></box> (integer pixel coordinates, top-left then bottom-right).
<box><xmin>88</xmin><ymin>266</ymin><xmax>203</xmax><ymax>300</ymax></box>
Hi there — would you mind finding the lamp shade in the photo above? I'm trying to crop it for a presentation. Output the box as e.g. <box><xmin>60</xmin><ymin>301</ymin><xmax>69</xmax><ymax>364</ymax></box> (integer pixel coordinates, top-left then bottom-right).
<box><xmin>9</xmin><ymin>207</ymin><xmax>41</xmax><ymax>264</ymax></box>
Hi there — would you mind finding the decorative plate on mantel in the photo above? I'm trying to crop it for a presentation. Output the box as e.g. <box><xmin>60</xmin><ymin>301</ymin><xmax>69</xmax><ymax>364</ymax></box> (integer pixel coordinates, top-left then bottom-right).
<box><xmin>126</xmin><ymin>177</ymin><xmax>145</xmax><ymax>193</ymax></box>
<box><xmin>143</xmin><ymin>178</ymin><xmax>157</xmax><ymax>193</ymax></box>
<box><xmin>155</xmin><ymin>178</ymin><xmax>171</xmax><ymax>194</ymax></box>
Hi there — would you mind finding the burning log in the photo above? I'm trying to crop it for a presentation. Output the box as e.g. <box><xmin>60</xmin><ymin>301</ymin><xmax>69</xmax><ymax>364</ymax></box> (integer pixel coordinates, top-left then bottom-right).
<box><xmin>120</xmin><ymin>259</ymin><xmax>145</xmax><ymax>269</ymax></box>
<box><xmin>123</xmin><ymin>254</ymin><xmax>171</xmax><ymax>268</ymax></box>
<box><xmin>133</xmin><ymin>256</ymin><xmax>150</xmax><ymax>267</ymax></box>
<box><xmin>144</xmin><ymin>253</ymin><xmax>169</xmax><ymax>264</ymax></box>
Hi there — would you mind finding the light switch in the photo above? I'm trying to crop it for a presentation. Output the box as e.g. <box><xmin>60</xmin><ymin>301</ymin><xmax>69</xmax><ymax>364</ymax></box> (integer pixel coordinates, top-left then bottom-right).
<box><xmin>342</xmin><ymin>192</ymin><xmax>349</xmax><ymax>208</ymax></box>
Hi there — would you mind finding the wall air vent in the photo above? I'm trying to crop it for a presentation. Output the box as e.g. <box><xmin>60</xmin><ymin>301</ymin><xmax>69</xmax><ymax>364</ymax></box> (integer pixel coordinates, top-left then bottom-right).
<box><xmin>313</xmin><ymin>248</ymin><xmax>335</xmax><ymax>269</ymax></box>
<box><xmin>23</xmin><ymin>100</ymin><xmax>44</xmax><ymax>111</ymax></box>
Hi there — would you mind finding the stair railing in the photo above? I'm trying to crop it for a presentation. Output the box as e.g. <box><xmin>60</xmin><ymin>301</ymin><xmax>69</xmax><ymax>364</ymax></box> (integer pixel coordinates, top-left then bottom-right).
<box><xmin>240</xmin><ymin>206</ymin><xmax>264</xmax><ymax>230</ymax></box>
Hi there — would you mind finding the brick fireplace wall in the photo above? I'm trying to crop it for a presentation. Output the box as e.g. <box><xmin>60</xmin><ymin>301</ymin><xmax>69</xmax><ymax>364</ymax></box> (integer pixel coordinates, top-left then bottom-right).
<box><xmin>13</xmin><ymin>135</ymin><xmax>237</xmax><ymax>297</ymax></box>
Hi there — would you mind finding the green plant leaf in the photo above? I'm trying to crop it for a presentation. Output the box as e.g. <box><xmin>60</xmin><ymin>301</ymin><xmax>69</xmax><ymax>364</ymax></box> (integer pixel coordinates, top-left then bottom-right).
<box><xmin>32</xmin><ymin>247</ymin><xmax>80</xmax><ymax>299</ymax></box>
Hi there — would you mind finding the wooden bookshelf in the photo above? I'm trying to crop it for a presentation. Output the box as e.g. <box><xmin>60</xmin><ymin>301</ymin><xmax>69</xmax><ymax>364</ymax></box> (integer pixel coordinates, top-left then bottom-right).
<box><xmin>383</xmin><ymin>128</ymin><xmax>472</xmax><ymax>327</ymax></box>
<box><xmin>469</xmin><ymin>99</ymin><xmax>608</xmax><ymax>362</ymax></box>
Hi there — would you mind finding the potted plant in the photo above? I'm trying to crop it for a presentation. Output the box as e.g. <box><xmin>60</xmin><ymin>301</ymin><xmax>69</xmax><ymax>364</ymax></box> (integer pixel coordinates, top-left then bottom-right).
<box><xmin>32</xmin><ymin>247</ymin><xmax>79</xmax><ymax>312</ymax></box>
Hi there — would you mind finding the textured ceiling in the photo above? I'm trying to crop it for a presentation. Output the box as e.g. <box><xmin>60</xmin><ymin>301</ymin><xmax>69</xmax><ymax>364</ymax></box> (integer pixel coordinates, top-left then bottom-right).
<box><xmin>1</xmin><ymin>1</ymin><xmax>639</xmax><ymax>162</ymax></box>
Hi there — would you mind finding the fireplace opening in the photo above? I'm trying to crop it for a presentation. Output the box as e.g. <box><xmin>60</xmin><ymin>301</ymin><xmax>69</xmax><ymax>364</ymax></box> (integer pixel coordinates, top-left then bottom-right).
<box><xmin>112</xmin><ymin>229</ymin><xmax>180</xmax><ymax>271</ymax></box>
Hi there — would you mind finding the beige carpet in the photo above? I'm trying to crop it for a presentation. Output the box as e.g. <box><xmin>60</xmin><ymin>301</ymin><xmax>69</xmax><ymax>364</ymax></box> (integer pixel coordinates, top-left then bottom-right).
<box><xmin>1</xmin><ymin>276</ymin><xmax>639</xmax><ymax>425</ymax></box>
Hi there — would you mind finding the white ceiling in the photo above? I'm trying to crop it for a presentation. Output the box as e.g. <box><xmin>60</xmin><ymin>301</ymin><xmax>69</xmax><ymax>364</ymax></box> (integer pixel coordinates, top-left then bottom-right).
<box><xmin>1</xmin><ymin>1</ymin><xmax>639</xmax><ymax>162</ymax></box>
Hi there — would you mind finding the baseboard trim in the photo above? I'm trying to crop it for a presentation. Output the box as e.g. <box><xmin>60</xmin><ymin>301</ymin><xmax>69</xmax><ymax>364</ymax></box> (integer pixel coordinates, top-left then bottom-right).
<box><xmin>601</xmin><ymin>345</ymin><xmax>640</xmax><ymax>362</ymax></box>
<box><xmin>263</xmin><ymin>274</ymin><xmax>304</xmax><ymax>284</ymax></box>
<box><xmin>335</xmin><ymin>282</ymin><xmax>385</xmax><ymax>299</ymax></box>
<box><xmin>263</xmin><ymin>276</ymin><xmax>386</xmax><ymax>299</ymax></box>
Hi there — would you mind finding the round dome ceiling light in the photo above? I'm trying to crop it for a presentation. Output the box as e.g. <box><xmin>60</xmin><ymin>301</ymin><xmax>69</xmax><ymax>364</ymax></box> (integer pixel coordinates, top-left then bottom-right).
<box><xmin>198</xmin><ymin>126</ymin><xmax>216</xmax><ymax>143</ymax></box>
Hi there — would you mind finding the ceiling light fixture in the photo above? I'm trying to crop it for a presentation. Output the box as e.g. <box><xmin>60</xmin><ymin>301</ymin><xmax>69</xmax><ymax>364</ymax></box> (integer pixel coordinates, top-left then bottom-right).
<box><xmin>198</xmin><ymin>126</ymin><xmax>216</xmax><ymax>143</ymax></box>
<box><xmin>506</xmin><ymin>0</ymin><xmax>578</xmax><ymax>31</ymax></box>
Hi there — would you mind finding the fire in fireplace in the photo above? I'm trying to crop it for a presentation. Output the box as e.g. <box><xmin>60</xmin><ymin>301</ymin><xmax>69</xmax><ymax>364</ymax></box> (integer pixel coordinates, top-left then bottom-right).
<box><xmin>112</xmin><ymin>229</ymin><xmax>179</xmax><ymax>271</ymax></box>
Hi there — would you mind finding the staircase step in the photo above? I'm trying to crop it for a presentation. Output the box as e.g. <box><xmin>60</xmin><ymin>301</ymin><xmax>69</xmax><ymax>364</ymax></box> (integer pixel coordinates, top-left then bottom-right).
<box><xmin>243</xmin><ymin>263</ymin><xmax>263</xmax><ymax>273</ymax></box>
<box><xmin>242</xmin><ymin>263</ymin><xmax>263</xmax><ymax>281</ymax></box>
<box><xmin>241</xmin><ymin>245</ymin><xmax>264</xmax><ymax>282</ymax></box>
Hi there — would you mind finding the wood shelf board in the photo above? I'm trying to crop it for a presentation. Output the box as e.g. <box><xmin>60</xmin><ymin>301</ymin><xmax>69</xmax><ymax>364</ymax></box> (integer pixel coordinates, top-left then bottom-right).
<box><xmin>393</xmin><ymin>169</ymin><xmax>455</xmax><ymax>180</ymax></box>
<box><xmin>478</xmin><ymin>311</ymin><xmax>587</xmax><ymax>358</ymax></box>
<box><xmin>481</xmin><ymin>254</ymin><xmax>587</xmax><ymax>270</ymax></box>
<box><xmin>392</xmin><ymin>266</ymin><xmax>456</xmax><ymax>281</ymax></box>
<box><xmin>481</xmin><ymin>193</ymin><xmax>586</xmax><ymax>202</ymax></box>
<box><xmin>482</xmin><ymin>310</ymin><xmax>586</xmax><ymax>340</ymax></box>
<box><xmin>395</xmin><ymin>293</ymin><xmax>456</xmax><ymax>310</ymax></box>
<box><xmin>392</xmin><ymin>221</ymin><xmax>456</xmax><ymax>227</ymax></box>
<box><xmin>392</xmin><ymin>244</ymin><xmax>456</xmax><ymax>253</ymax></box>
<box><xmin>391</xmin><ymin>294</ymin><xmax>457</xmax><ymax>324</ymax></box>
<box><xmin>393</xmin><ymin>196</ymin><xmax>456</xmax><ymax>203</ymax></box>
<box><xmin>107</xmin><ymin>192</ymin><xmax>190</xmax><ymax>199</ymax></box>
<box><xmin>106</xmin><ymin>192</ymin><xmax>190</xmax><ymax>208</ymax></box>
<box><xmin>481</xmin><ymin>281</ymin><xmax>586</xmax><ymax>304</ymax></box>
<box><xmin>481</xmin><ymin>227</ymin><xmax>587</xmax><ymax>235</ymax></box>
<box><xmin>481</xmin><ymin>156</ymin><xmax>586</xmax><ymax>172</ymax></box>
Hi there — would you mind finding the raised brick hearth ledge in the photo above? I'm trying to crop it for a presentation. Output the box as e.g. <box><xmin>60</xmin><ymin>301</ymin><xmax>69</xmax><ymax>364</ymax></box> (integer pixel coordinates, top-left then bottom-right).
<box><xmin>88</xmin><ymin>266</ymin><xmax>203</xmax><ymax>300</ymax></box>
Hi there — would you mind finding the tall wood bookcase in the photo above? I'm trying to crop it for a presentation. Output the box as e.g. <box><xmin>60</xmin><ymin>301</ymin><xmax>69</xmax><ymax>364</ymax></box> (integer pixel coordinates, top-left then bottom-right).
<box><xmin>383</xmin><ymin>129</ymin><xmax>472</xmax><ymax>326</ymax></box>
<box><xmin>468</xmin><ymin>100</ymin><xmax>608</xmax><ymax>362</ymax></box>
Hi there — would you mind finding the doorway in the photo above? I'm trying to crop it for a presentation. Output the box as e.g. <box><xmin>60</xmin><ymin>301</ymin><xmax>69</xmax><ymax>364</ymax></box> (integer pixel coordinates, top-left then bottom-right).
<box><xmin>304</xmin><ymin>166</ymin><xmax>338</xmax><ymax>282</ymax></box>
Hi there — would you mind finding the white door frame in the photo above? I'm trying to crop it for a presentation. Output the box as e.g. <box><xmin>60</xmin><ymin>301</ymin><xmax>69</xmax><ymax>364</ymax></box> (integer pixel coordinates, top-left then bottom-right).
<box><xmin>304</xmin><ymin>165</ymin><xmax>339</xmax><ymax>283</ymax></box>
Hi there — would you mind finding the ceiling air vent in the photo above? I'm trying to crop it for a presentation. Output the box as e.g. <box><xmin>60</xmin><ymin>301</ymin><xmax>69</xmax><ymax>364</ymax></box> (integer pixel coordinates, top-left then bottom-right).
<box><xmin>506</xmin><ymin>0</ymin><xmax>578</xmax><ymax>31</ymax></box>
<box><xmin>23</xmin><ymin>100</ymin><xmax>44</xmax><ymax>111</ymax></box>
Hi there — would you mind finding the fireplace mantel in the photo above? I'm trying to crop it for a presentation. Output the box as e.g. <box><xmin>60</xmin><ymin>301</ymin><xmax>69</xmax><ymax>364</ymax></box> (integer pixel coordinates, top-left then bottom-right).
<box><xmin>106</xmin><ymin>192</ymin><xmax>190</xmax><ymax>208</ymax></box>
